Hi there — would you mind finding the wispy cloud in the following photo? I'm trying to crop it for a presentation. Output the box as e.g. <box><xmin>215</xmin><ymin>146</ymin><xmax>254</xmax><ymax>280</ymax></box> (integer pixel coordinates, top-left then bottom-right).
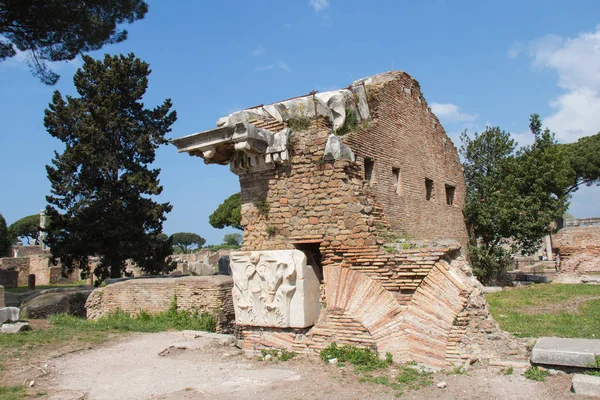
<box><xmin>282</xmin><ymin>23</ymin><xmax>292</xmax><ymax>28</ymax></box>
<box><xmin>430</xmin><ymin>103</ymin><xmax>476</xmax><ymax>123</ymax></box>
<box><xmin>255</xmin><ymin>65</ymin><xmax>274</xmax><ymax>72</ymax></box>
<box><xmin>254</xmin><ymin>61</ymin><xmax>290</xmax><ymax>73</ymax></box>
<box><xmin>276</xmin><ymin>61</ymin><xmax>290</xmax><ymax>72</ymax></box>
<box><xmin>510</xmin><ymin>25</ymin><xmax>600</xmax><ymax>142</ymax></box>
<box><xmin>251</xmin><ymin>45</ymin><xmax>265</xmax><ymax>56</ymax></box>
<box><xmin>309</xmin><ymin>0</ymin><xmax>329</xmax><ymax>12</ymax></box>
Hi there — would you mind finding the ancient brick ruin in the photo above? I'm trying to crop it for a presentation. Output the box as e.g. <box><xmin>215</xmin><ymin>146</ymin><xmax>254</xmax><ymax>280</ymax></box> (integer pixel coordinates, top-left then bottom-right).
<box><xmin>554</xmin><ymin>222</ymin><xmax>600</xmax><ymax>275</ymax></box>
<box><xmin>172</xmin><ymin>71</ymin><xmax>523</xmax><ymax>367</ymax></box>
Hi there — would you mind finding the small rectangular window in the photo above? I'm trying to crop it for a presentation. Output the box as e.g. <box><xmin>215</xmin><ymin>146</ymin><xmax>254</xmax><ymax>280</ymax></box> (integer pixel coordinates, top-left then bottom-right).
<box><xmin>445</xmin><ymin>184</ymin><xmax>455</xmax><ymax>205</ymax></box>
<box><xmin>425</xmin><ymin>178</ymin><xmax>434</xmax><ymax>201</ymax></box>
<box><xmin>392</xmin><ymin>168</ymin><xmax>402</xmax><ymax>195</ymax></box>
<box><xmin>364</xmin><ymin>158</ymin><xmax>374</xmax><ymax>181</ymax></box>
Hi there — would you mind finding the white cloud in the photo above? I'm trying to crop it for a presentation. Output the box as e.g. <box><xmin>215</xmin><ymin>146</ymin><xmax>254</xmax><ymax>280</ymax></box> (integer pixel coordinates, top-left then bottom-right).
<box><xmin>282</xmin><ymin>23</ymin><xmax>292</xmax><ymax>28</ymax></box>
<box><xmin>276</xmin><ymin>61</ymin><xmax>290</xmax><ymax>72</ymax></box>
<box><xmin>251</xmin><ymin>45</ymin><xmax>265</xmax><ymax>56</ymax></box>
<box><xmin>515</xmin><ymin>25</ymin><xmax>600</xmax><ymax>142</ymax></box>
<box><xmin>430</xmin><ymin>102</ymin><xmax>476</xmax><ymax>123</ymax></box>
<box><xmin>309</xmin><ymin>0</ymin><xmax>329</xmax><ymax>12</ymax></box>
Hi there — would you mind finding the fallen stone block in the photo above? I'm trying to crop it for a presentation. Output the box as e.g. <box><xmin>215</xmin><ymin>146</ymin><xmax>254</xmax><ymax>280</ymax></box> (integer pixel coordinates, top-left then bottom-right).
<box><xmin>1</xmin><ymin>322</ymin><xmax>31</xmax><ymax>333</ymax></box>
<box><xmin>531</xmin><ymin>337</ymin><xmax>600</xmax><ymax>368</ymax></box>
<box><xmin>572</xmin><ymin>374</ymin><xmax>600</xmax><ymax>396</ymax></box>
<box><xmin>0</xmin><ymin>307</ymin><xmax>20</xmax><ymax>324</ymax></box>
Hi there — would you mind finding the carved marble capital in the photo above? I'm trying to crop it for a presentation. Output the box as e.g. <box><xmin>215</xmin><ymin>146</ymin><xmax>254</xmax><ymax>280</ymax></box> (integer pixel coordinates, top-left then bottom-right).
<box><xmin>230</xmin><ymin>250</ymin><xmax>321</xmax><ymax>328</ymax></box>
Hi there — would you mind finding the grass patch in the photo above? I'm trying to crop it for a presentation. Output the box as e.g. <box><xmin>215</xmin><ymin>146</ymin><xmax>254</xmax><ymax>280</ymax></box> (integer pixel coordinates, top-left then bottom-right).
<box><xmin>523</xmin><ymin>366</ymin><xmax>550</xmax><ymax>382</ymax></box>
<box><xmin>487</xmin><ymin>284</ymin><xmax>600</xmax><ymax>338</ymax></box>
<box><xmin>320</xmin><ymin>342</ymin><xmax>392</xmax><ymax>372</ymax></box>
<box><xmin>258</xmin><ymin>348</ymin><xmax>297</xmax><ymax>362</ymax></box>
<box><xmin>287</xmin><ymin>117</ymin><xmax>312</xmax><ymax>132</ymax></box>
<box><xmin>359</xmin><ymin>366</ymin><xmax>433</xmax><ymax>397</ymax></box>
<box><xmin>0</xmin><ymin>385</ymin><xmax>27</xmax><ymax>400</ymax></box>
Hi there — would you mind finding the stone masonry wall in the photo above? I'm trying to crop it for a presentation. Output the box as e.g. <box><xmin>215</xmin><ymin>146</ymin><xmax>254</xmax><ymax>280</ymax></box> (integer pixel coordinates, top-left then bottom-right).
<box><xmin>85</xmin><ymin>276</ymin><xmax>235</xmax><ymax>333</ymax></box>
<box><xmin>554</xmin><ymin>226</ymin><xmax>600</xmax><ymax>274</ymax></box>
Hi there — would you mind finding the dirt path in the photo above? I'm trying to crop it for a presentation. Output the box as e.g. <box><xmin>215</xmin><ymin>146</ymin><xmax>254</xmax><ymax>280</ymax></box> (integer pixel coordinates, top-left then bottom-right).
<box><xmin>26</xmin><ymin>332</ymin><xmax>592</xmax><ymax>400</ymax></box>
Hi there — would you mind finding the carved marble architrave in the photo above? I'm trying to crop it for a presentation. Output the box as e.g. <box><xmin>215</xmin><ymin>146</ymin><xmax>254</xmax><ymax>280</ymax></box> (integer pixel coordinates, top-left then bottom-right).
<box><xmin>170</xmin><ymin>121</ymin><xmax>290</xmax><ymax>173</ymax></box>
<box><xmin>230</xmin><ymin>250</ymin><xmax>321</xmax><ymax>328</ymax></box>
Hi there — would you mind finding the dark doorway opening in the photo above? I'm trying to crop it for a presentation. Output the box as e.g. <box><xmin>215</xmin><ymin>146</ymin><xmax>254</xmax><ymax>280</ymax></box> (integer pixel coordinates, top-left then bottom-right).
<box><xmin>294</xmin><ymin>242</ymin><xmax>323</xmax><ymax>282</ymax></box>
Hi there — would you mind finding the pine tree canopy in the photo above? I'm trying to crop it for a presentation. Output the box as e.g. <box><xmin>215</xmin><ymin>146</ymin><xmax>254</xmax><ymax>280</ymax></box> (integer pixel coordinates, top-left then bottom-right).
<box><xmin>0</xmin><ymin>0</ymin><xmax>148</xmax><ymax>84</ymax></box>
<box><xmin>44</xmin><ymin>53</ymin><xmax>176</xmax><ymax>280</ymax></box>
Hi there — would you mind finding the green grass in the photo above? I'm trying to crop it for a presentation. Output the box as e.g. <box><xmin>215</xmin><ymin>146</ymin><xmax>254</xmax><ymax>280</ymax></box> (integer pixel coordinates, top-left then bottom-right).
<box><xmin>0</xmin><ymin>385</ymin><xmax>26</xmax><ymax>400</ymax></box>
<box><xmin>523</xmin><ymin>366</ymin><xmax>551</xmax><ymax>381</ymax></box>
<box><xmin>487</xmin><ymin>284</ymin><xmax>600</xmax><ymax>338</ymax></box>
<box><xmin>359</xmin><ymin>366</ymin><xmax>433</xmax><ymax>397</ymax></box>
<box><xmin>320</xmin><ymin>342</ymin><xmax>392</xmax><ymax>371</ymax></box>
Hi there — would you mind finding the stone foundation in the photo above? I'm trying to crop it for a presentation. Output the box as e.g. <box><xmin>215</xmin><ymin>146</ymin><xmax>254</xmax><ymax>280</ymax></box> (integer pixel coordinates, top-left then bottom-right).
<box><xmin>85</xmin><ymin>276</ymin><xmax>235</xmax><ymax>333</ymax></box>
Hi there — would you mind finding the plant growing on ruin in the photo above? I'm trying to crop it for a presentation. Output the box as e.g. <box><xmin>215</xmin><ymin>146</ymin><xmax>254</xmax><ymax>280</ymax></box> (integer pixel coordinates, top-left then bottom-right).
<box><xmin>265</xmin><ymin>225</ymin><xmax>277</xmax><ymax>237</ymax></box>
<box><xmin>258</xmin><ymin>348</ymin><xmax>297</xmax><ymax>362</ymax></box>
<box><xmin>253</xmin><ymin>198</ymin><xmax>270</xmax><ymax>216</ymax></box>
<box><xmin>287</xmin><ymin>117</ymin><xmax>312</xmax><ymax>132</ymax></box>
<box><xmin>320</xmin><ymin>343</ymin><xmax>392</xmax><ymax>372</ymax></box>
<box><xmin>44</xmin><ymin>54</ymin><xmax>176</xmax><ymax>281</ymax></box>
<box><xmin>0</xmin><ymin>0</ymin><xmax>148</xmax><ymax>85</ymax></box>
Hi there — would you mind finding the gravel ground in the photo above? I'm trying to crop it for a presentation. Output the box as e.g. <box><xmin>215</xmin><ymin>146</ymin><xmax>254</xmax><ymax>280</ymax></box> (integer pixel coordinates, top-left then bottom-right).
<box><xmin>29</xmin><ymin>332</ymin><xmax>595</xmax><ymax>400</ymax></box>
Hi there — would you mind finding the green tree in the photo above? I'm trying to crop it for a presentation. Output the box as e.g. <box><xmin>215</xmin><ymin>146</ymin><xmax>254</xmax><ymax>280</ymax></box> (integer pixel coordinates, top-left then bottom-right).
<box><xmin>209</xmin><ymin>192</ymin><xmax>242</xmax><ymax>230</ymax></box>
<box><xmin>0</xmin><ymin>0</ymin><xmax>148</xmax><ymax>84</ymax></box>
<box><xmin>0</xmin><ymin>213</ymin><xmax>11</xmax><ymax>256</ymax></box>
<box><xmin>170</xmin><ymin>232</ymin><xmax>205</xmax><ymax>254</ymax></box>
<box><xmin>8</xmin><ymin>214</ymin><xmax>41</xmax><ymax>244</ymax></box>
<box><xmin>44</xmin><ymin>53</ymin><xmax>177</xmax><ymax>281</ymax></box>
<box><xmin>559</xmin><ymin>132</ymin><xmax>600</xmax><ymax>194</ymax></box>
<box><xmin>461</xmin><ymin>114</ymin><xmax>571</xmax><ymax>284</ymax></box>
<box><xmin>223</xmin><ymin>233</ymin><xmax>242</xmax><ymax>247</ymax></box>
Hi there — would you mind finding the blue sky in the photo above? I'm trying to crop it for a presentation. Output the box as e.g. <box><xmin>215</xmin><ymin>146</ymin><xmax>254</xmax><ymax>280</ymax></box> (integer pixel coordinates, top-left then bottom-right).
<box><xmin>1</xmin><ymin>0</ymin><xmax>600</xmax><ymax>245</ymax></box>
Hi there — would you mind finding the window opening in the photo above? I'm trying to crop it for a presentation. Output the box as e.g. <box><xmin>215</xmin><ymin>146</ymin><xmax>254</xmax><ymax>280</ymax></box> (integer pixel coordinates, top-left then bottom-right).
<box><xmin>364</xmin><ymin>158</ymin><xmax>374</xmax><ymax>181</ymax></box>
<box><xmin>425</xmin><ymin>178</ymin><xmax>434</xmax><ymax>201</ymax></box>
<box><xmin>445</xmin><ymin>184</ymin><xmax>455</xmax><ymax>205</ymax></box>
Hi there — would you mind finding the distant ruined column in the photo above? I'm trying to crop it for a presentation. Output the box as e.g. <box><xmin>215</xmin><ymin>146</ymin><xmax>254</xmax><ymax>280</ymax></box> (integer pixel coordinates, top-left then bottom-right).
<box><xmin>39</xmin><ymin>209</ymin><xmax>47</xmax><ymax>250</ymax></box>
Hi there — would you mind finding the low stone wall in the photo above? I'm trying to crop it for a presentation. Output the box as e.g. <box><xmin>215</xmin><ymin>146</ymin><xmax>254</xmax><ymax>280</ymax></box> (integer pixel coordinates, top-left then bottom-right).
<box><xmin>0</xmin><ymin>268</ymin><xmax>18</xmax><ymax>288</ymax></box>
<box><xmin>554</xmin><ymin>226</ymin><xmax>600</xmax><ymax>274</ymax></box>
<box><xmin>85</xmin><ymin>276</ymin><xmax>235</xmax><ymax>333</ymax></box>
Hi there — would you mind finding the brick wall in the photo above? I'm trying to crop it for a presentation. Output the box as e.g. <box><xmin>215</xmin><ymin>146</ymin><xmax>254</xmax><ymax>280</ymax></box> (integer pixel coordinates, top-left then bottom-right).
<box><xmin>554</xmin><ymin>226</ymin><xmax>600</xmax><ymax>274</ymax></box>
<box><xmin>346</xmin><ymin>72</ymin><xmax>468</xmax><ymax>247</ymax></box>
<box><xmin>85</xmin><ymin>276</ymin><xmax>235</xmax><ymax>333</ymax></box>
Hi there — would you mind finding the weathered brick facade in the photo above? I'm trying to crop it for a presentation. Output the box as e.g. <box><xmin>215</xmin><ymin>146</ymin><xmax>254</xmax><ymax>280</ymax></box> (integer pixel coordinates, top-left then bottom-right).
<box><xmin>172</xmin><ymin>71</ymin><xmax>521</xmax><ymax>367</ymax></box>
<box><xmin>554</xmin><ymin>226</ymin><xmax>600</xmax><ymax>274</ymax></box>
<box><xmin>85</xmin><ymin>276</ymin><xmax>235</xmax><ymax>333</ymax></box>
